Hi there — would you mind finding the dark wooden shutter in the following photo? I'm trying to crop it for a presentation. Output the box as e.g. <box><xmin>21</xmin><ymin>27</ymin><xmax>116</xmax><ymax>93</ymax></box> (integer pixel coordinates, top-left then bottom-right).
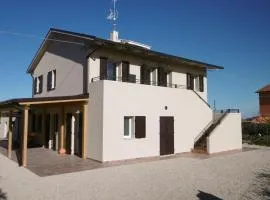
<box><xmin>135</xmin><ymin>116</ymin><xmax>146</xmax><ymax>138</ymax></box>
<box><xmin>141</xmin><ymin>65</ymin><xmax>150</xmax><ymax>85</ymax></box>
<box><xmin>199</xmin><ymin>75</ymin><xmax>204</xmax><ymax>92</ymax></box>
<box><xmin>187</xmin><ymin>73</ymin><xmax>194</xmax><ymax>90</ymax></box>
<box><xmin>39</xmin><ymin>76</ymin><xmax>43</xmax><ymax>93</ymax></box>
<box><xmin>47</xmin><ymin>71</ymin><xmax>52</xmax><ymax>90</ymax></box>
<box><xmin>122</xmin><ymin>61</ymin><xmax>130</xmax><ymax>82</ymax></box>
<box><xmin>34</xmin><ymin>77</ymin><xmax>37</xmax><ymax>94</ymax></box>
<box><xmin>158</xmin><ymin>67</ymin><xmax>167</xmax><ymax>86</ymax></box>
<box><xmin>53</xmin><ymin>70</ymin><xmax>56</xmax><ymax>88</ymax></box>
<box><xmin>100</xmin><ymin>57</ymin><xmax>107</xmax><ymax>80</ymax></box>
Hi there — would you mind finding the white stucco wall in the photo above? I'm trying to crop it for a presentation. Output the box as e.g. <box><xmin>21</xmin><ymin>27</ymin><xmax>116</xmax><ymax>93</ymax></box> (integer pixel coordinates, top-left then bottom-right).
<box><xmin>89</xmin><ymin>57</ymin><xmax>100</xmax><ymax>82</ymax></box>
<box><xmin>87</xmin><ymin>81</ymin><xmax>104</xmax><ymax>161</ymax></box>
<box><xmin>207</xmin><ymin>113</ymin><xmax>242</xmax><ymax>154</ymax></box>
<box><xmin>100</xmin><ymin>80</ymin><xmax>212</xmax><ymax>162</ymax></box>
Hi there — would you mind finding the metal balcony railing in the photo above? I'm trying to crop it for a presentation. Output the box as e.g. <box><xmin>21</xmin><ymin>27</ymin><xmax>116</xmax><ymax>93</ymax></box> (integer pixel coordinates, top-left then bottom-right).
<box><xmin>91</xmin><ymin>76</ymin><xmax>186</xmax><ymax>89</ymax></box>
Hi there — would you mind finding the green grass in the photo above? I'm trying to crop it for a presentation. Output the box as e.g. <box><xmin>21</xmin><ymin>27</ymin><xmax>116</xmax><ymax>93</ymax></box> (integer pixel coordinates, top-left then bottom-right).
<box><xmin>243</xmin><ymin>134</ymin><xmax>270</xmax><ymax>147</ymax></box>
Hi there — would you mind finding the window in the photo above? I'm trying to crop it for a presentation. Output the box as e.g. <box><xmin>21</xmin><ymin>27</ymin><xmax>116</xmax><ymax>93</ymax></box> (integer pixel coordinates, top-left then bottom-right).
<box><xmin>158</xmin><ymin>67</ymin><xmax>167</xmax><ymax>87</ymax></box>
<box><xmin>124</xmin><ymin>117</ymin><xmax>133</xmax><ymax>138</ymax></box>
<box><xmin>186</xmin><ymin>73</ymin><xmax>194</xmax><ymax>90</ymax></box>
<box><xmin>100</xmin><ymin>57</ymin><xmax>116</xmax><ymax>80</ymax></box>
<box><xmin>34</xmin><ymin>75</ymin><xmax>43</xmax><ymax>94</ymax></box>
<box><xmin>199</xmin><ymin>75</ymin><xmax>204</xmax><ymax>92</ymax></box>
<box><xmin>124</xmin><ymin>116</ymin><xmax>146</xmax><ymax>139</ymax></box>
<box><xmin>140</xmin><ymin>65</ymin><xmax>151</xmax><ymax>85</ymax></box>
<box><xmin>47</xmin><ymin>70</ymin><xmax>56</xmax><ymax>91</ymax></box>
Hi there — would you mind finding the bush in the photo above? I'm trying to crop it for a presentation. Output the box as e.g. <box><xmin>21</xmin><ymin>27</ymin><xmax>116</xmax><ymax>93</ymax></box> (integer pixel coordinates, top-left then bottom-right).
<box><xmin>242</xmin><ymin>122</ymin><xmax>270</xmax><ymax>146</ymax></box>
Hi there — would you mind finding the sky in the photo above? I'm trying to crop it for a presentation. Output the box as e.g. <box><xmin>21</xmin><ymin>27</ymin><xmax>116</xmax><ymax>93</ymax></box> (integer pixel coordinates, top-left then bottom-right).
<box><xmin>0</xmin><ymin>0</ymin><xmax>269</xmax><ymax>118</ymax></box>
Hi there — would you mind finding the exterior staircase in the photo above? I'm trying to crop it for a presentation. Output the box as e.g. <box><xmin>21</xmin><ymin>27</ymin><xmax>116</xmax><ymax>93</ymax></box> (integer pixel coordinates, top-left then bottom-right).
<box><xmin>192</xmin><ymin>109</ymin><xmax>232</xmax><ymax>154</ymax></box>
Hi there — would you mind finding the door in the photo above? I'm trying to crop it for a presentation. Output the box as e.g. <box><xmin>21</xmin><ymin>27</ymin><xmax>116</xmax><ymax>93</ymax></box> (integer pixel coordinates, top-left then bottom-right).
<box><xmin>65</xmin><ymin>113</ymin><xmax>72</xmax><ymax>154</ymax></box>
<box><xmin>160</xmin><ymin>117</ymin><xmax>174</xmax><ymax>155</ymax></box>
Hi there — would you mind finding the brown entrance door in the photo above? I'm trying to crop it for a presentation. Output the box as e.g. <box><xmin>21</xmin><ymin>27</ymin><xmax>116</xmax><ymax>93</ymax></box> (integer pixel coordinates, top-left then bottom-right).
<box><xmin>160</xmin><ymin>116</ymin><xmax>174</xmax><ymax>155</ymax></box>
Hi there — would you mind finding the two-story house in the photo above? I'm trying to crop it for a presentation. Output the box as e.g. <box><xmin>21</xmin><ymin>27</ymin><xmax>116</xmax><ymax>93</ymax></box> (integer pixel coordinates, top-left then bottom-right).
<box><xmin>0</xmin><ymin>28</ymin><xmax>242</xmax><ymax>166</ymax></box>
<box><xmin>256</xmin><ymin>84</ymin><xmax>270</xmax><ymax>116</ymax></box>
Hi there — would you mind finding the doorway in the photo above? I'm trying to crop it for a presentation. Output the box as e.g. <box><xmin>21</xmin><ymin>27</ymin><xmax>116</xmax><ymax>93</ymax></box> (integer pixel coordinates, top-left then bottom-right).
<box><xmin>160</xmin><ymin>116</ymin><xmax>174</xmax><ymax>155</ymax></box>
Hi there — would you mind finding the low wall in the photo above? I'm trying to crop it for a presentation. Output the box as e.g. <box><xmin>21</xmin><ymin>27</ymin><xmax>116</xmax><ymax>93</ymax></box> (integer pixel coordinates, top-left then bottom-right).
<box><xmin>207</xmin><ymin>113</ymin><xmax>242</xmax><ymax>154</ymax></box>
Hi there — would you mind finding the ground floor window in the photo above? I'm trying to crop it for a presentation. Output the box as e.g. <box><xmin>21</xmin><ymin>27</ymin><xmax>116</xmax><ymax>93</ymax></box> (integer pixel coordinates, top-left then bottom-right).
<box><xmin>124</xmin><ymin>116</ymin><xmax>146</xmax><ymax>139</ymax></box>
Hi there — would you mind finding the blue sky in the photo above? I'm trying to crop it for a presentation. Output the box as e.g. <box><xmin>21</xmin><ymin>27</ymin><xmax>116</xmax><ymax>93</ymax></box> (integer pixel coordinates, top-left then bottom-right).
<box><xmin>0</xmin><ymin>0</ymin><xmax>269</xmax><ymax>117</ymax></box>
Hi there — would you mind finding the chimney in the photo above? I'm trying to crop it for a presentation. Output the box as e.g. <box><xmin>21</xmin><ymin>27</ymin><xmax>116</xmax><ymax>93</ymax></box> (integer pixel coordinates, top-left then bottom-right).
<box><xmin>110</xmin><ymin>30</ymin><xmax>119</xmax><ymax>42</ymax></box>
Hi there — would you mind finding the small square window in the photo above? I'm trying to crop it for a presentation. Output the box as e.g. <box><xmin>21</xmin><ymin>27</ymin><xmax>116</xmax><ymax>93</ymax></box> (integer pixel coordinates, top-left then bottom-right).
<box><xmin>124</xmin><ymin>116</ymin><xmax>134</xmax><ymax>138</ymax></box>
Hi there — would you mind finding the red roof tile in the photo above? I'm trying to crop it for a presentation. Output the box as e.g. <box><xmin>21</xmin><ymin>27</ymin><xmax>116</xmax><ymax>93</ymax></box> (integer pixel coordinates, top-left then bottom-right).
<box><xmin>256</xmin><ymin>84</ymin><xmax>270</xmax><ymax>93</ymax></box>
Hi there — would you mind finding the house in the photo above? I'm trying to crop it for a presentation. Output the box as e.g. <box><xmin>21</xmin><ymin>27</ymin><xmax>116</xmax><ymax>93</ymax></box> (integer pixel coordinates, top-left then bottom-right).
<box><xmin>256</xmin><ymin>84</ymin><xmax>270</xmax><ymax>116</ymax></box>
<box><xmin>0</xmin><ymin>28</ymin><xmax>242</xmax><ymax>166</ymax></box>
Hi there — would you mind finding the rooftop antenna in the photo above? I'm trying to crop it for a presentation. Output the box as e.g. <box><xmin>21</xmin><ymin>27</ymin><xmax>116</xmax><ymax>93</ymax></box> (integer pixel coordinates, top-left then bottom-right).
<box><xmin>107</xmin><ymin>0</ymin><xmax>119</xmax><ymax>31</ymax></box>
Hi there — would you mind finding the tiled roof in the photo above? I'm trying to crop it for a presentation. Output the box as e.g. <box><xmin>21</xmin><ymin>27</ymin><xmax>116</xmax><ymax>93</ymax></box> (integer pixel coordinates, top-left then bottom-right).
<box><xmin>256</xmin><ymin>84</ymin><xmax>270</xmax><ymax>93</ymax></box>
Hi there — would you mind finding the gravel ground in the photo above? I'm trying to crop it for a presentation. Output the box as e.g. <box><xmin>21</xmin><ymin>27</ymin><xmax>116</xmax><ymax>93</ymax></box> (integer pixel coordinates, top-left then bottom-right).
<box><xmin>0</xmin><ymin>145</ymin><xmax>270</xmax><ymax>200</ymax></box>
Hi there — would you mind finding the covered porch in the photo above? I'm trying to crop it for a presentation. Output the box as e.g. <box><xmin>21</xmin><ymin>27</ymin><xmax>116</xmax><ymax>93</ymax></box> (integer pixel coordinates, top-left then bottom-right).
<box><xmin>0</xmin><ymin>94</ymin><xmax>89</xmax><ymax>167</ymax></box>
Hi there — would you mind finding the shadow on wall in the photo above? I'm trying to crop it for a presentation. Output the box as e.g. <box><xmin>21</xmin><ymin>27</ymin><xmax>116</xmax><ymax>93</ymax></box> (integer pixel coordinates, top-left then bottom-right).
<box><xmin>0</xmin><ymin>189</ymin><xmax>7</xmax><ymax>200</ymax></box>
<box><xmin>196</xmin><ymin>190</ymin><xmax>223</xmax><ymax>200</ymax></box>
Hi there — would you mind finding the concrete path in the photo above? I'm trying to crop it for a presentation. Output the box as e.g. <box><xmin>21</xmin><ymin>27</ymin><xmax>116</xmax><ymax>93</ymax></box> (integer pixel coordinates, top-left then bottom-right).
<box><xmin>0</xmin><ymin>145</ymin><xmax>270</xmax><ymax>200</ymax></box>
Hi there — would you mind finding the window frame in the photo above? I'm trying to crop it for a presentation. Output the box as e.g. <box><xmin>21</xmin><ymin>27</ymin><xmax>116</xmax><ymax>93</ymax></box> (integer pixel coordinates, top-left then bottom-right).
<box><xmin>124</xmin><ymin>116</ymin><xmax>134</xmax><ymax>139</ymax></box>
<box><xmin>47</xmin><ymin>70</ymin><xmax>56</xmax><ymax>91</ymax></box>
<box><xmin>34</xmin><ymin>75</ymin><xmax>43</xmax><ymax>94</ymax></box>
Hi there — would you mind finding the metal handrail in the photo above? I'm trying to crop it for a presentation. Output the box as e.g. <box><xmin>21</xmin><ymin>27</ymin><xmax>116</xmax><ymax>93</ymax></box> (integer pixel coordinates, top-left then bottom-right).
<box><xmin>91</xmin><ymin>76</ymin><xmax>186</xmax><ymax>89</ymax></box>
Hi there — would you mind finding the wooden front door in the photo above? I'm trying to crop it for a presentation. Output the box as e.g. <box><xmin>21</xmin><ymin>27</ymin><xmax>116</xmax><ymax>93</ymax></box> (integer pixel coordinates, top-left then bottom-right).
<box><xmin>160</xmin><ymin>117</ymin><xmax>174</xmax><ymax>155</ymax></box>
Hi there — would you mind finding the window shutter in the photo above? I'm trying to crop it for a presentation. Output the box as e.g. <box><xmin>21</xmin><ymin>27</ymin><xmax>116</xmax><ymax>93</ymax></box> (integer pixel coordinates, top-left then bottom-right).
<box><xmin>47</xmin><ymin>71</ymin><xmax>52</xmax><ymax>90</ymax></box>
<box><xmin>39</xmin><ymin>76</ymin><xmax>43</xmax><ymax>93</ymax></box>
<box><xmin>53</xmin><ymin>70</ymin><xmax>56</xmax><ymax>88</ymax></box>
<box><xmin>140</xmin><ymin>65</ymin><xmax>145</xmax><ymax>84</ymax></box>
<box><xmin>100</xmin><ymin>57</ymin><xmax>107</xmax><ymax>80</ymax></box>
<box><xmin>135</xmin><ymin>116</ymin><xmax>146</xmax><ymax>138</ymax></box>
<box><xmin>158</xmin><ymin>67</ymin><xmax>167</xmax><ymax>86</ymax></box>
<box><xmin>187</xmin><ymin>73</ymin><xmax>194</xmax><ymax>90</ymax></box>
<box><xmin>199</xmin><ymin>75</ymin><xmax>204</xmax><ymax>92</ymax></box>
<box><xmin>122</xmin><ymin>61</ymin><xmax>129</xmax><ymax>82</ymax></box>
<box><xmin>34</xmin><ymin>77</ymin><xmax>37</xmax><ymax>94</ymax></box>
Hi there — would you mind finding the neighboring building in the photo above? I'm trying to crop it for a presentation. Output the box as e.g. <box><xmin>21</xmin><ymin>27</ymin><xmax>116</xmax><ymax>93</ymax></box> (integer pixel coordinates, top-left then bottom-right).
<box><xmin>0</xmin><ymin>28</ymin><xmax>242</xmax><ymax>166</ymax></box>
<box><xmin>256</xmin><ymin>84</ymin><xmax>270</xmax><ymax>116</ymax></box>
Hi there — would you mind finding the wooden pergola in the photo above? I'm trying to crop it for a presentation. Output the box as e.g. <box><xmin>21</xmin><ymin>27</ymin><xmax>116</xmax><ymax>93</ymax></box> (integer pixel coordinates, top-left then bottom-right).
<box><xmin>0</xmin><ymin>94</ymin><xmax>89</xmax><ymax>167</ymax></box>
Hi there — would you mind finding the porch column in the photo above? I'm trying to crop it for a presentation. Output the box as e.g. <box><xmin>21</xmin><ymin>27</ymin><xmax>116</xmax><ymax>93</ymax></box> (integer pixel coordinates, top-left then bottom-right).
<box><xmin>59</xmin><ymin>106</ymin><xmax>66</xmax><ymax>154</ymax></box>
<box><xmin>71</xmin><ymin>114</ymin><xmax>75</xmax><ymax>155</ymax></box>
<box><xmin>22</xmin><ymin>105</ymin><xmax>29</xmax><ymax>167</ymax></box>
<box><xmin>82</xmin><ymin>102</ymin><xmax>88</xmax><ymax>159</ymax></box>
<box><xmin>7</xmin><ymin>111</ymin><xmax>13</xmax><ymax>159</ymax></box>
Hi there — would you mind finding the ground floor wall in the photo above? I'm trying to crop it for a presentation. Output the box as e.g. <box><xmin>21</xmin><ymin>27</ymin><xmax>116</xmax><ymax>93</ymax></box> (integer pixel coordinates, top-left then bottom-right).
<box><xmin>0</xmin><ymin>116</ymin><xmax>9</xmax><ymax>139</ymax></box>
<box><xmin>91</xmin><ymin>80</ymin><xmax>213</xmax><ymax>162</ymax></box>
<box><xmin>207</xmin><ymin>113</ymin><xmax>242</xmax><ymax>154</ymax></box>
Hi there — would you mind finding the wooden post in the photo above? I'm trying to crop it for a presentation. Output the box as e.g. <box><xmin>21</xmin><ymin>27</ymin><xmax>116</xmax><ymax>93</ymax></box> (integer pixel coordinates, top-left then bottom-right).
<box><xmin>82</xmin><ymin>102</ymin><xmax>88</xmax><ymax>159</ymax></box>
<box><xmin>7</xmin><ymin>111</ymin><xmax>13</xmax><ymax>159</ymax></box>
<box><xmin>59</xmin><ymin>106</ymin><xmax>66</xmax><ymax>154</ymax></box>
<box><xmin>71</xmin><ymin>114</ymin><xmax>75</xmax><ymax>155</ymax></box>
<box><xmin>22</xmin><ymin>105</ymin><xmax>29</xmax><ymax>167</ymax></box>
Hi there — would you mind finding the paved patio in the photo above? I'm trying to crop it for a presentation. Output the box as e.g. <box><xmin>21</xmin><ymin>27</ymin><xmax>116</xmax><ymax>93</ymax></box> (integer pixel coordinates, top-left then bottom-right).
<box><xmin>0</xmin><ymin>139</ymin><xmax>256</xmax><ymax>177</ymax></box>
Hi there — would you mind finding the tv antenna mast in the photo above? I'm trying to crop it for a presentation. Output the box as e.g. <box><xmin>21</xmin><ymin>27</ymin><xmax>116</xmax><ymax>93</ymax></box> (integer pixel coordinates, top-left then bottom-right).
<box><xmin>107</xmin><ymin>0</ymin><xmax>119</xmax><ymax>31</ymax></box>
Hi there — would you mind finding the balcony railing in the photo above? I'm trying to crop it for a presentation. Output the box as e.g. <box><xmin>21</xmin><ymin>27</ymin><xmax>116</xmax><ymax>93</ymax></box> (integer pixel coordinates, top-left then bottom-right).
<box><xmin>91</xmin><ymin>76</ymin><xmax>186</xmax><ymax>89</ymax></box>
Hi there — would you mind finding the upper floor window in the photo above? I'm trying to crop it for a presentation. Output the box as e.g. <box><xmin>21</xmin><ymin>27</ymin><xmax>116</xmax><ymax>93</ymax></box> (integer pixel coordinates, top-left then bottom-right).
<box><xmin>140</xmin><ymin>65</ymin><xmax>151</xmax><ymax>85</ymax></box>
<box><xmin>47</xmin><ymin>70</ymin><xmax>56</xmax><ymax>91</ymax></box>
<box><xmin>34</xmin><ymin>75</ymin><xmax>43</xmax><ymax>94</ymax></box>
<box><xmin>195</xmin><ymin>75</ymin><xmax>204</xmax><ymax>92</ymax></box>
<box><xmin>100</xmin><ymin>57</ymin><xmax>116</xmax><ymax>81</ymax></box>
<box><xmin>186</xmin><ymin>73</ymin><xmax>194</xmax><ymax>90</ymax></box>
